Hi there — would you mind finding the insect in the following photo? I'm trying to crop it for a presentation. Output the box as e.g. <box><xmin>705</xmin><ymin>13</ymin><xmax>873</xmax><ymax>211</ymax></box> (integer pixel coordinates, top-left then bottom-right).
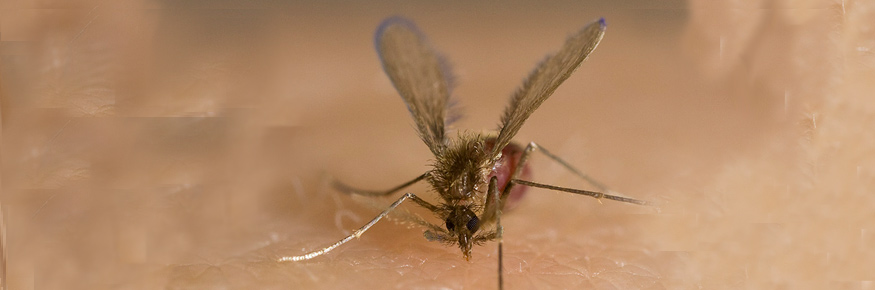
<box><xmin>278</xmin><ymin>16</ymin><xmax>650</xmax><ymax>289</ymax></box>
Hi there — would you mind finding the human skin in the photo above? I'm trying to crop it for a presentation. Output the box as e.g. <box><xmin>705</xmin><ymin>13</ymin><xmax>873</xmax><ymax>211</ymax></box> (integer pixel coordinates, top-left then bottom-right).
<box><xmin>3</xmin><ymin>1</ymin><xmax>872</xmax><ymax>289</ymax></box>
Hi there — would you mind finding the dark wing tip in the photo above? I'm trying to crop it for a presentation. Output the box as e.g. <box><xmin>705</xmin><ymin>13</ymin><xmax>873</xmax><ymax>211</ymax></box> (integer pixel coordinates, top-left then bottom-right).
<box><xmin>599</xmin><ymin>17</ymin><xmax>607</xmax><ymax>28</ymax></box>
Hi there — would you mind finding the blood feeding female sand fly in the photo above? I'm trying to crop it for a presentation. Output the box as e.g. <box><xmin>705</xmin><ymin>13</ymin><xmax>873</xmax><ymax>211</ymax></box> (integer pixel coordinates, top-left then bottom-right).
<box><xmin>277</xmin><ymin>16</ymin><xmax>651</xmax><ymax>289</ymax></box>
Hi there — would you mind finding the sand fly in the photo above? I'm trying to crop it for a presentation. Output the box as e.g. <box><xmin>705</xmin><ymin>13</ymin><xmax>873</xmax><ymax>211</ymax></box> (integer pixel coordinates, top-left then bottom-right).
<box><xmin>278</xmin><ymin>16</ymin><xmax>651</xmax><ymax>289</ymax></box>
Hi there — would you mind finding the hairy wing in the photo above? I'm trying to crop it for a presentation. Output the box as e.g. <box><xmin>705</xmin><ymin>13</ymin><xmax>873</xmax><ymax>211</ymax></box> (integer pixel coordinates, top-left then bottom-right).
<box><xmin>375</xmin><ymin>17</ymin><xmax>455</xmax><ymax>155</ymax></box>
<box><xmin>491</xmin><ymin>18</ymin><xmax>606</xmax><ymax>160</ymax></box>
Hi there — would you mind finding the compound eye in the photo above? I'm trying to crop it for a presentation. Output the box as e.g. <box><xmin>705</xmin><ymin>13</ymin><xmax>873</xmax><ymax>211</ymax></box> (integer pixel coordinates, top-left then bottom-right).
<box><xmin>445</xmin><ymin>218</ymin><xmax>455</xmax><ymax>231</ymax></box>
<box><xmin>466</xmin><ymin>215</ymin><xmax>480</xmax><ymax>232</ymax></box>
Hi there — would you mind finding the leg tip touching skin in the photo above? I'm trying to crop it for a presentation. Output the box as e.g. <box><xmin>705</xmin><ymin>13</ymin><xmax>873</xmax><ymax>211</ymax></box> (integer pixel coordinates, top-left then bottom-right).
<box><xmin>275</xmin><ymin>191</ymin><xmax>440</xmax><ymax>264</ymax></box>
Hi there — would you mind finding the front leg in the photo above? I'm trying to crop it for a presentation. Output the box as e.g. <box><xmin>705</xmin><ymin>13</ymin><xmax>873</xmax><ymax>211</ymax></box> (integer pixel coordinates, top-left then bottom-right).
<box><xmin>476</xmin><ymin>176</ymin><xmax>504</xmax><ymax>290</ymax></box>
<box><xmin>277</xmin><ymin>192</ymin><xmax>442</xmax><ymax>262</ymax></box>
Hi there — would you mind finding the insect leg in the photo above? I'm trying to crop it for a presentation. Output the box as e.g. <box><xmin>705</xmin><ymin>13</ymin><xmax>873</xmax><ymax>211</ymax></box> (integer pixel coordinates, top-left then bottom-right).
<box><xmin>526</xmin><ymin>142</ymin><xmax>609</xmax><ymax>192</ymax></box>
<box><xmin>333</xmin><ymin>172</ymin><xmax>428</xmax><ymax>197</ymax></box>
<box><xmin>513</xmin><ymin>179</ymin><xmax>649</xmax><ymax>205</ymax></box>
<box><xmin>491</xmin><ymin>177</ymin><xmax>506</xmax><ymax>290</ymax></box>
<box><xmin>277</xmin><ymin>192</ymin><xmax>441</xmax><ymax>262</ymax></box>
<box><xmin>478</xmin><ymin>176</ymin><xmax>504</xmax><ymax>290</ymax></box>
<box><xmin>502</xmin><ymin>142</ymin><xmax>650</xmax><ymax>206</ymax></box>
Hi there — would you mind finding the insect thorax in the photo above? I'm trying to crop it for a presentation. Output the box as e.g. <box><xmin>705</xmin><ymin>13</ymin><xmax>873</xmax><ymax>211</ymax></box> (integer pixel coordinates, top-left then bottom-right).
<box><xmin>428</xmin><ymin>133</ymin><xmax>492</xmax><ymax>204</ymax></box>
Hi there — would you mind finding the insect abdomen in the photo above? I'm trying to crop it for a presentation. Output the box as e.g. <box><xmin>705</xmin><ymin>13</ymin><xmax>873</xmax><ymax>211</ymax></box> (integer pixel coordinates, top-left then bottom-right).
<box><xmin>484</xmin><ymin>137</ymin><xmax>531</xmax><ymax>210</ymax></box>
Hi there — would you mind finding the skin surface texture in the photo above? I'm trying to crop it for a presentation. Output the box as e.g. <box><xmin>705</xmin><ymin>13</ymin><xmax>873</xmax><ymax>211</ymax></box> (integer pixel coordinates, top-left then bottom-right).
<box><xmin>2</xmin><ymin>1</ymin><xmax>873</xmax><ymax>289</ymax></box>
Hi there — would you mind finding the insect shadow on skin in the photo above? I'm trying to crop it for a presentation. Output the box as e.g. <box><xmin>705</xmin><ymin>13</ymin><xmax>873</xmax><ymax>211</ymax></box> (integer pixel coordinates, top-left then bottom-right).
<box><xmin>278</xmin><ymin>16</ymin><xmax>653</xmax><ymax>290</ymax></box>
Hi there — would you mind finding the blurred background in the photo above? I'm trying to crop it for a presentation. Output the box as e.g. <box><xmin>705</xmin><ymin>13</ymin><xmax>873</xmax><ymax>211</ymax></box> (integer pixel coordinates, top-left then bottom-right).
<box><xmin>2</xmin><ymin>0</ymin><xmax>873</xmax><ymax>289</ymax></box>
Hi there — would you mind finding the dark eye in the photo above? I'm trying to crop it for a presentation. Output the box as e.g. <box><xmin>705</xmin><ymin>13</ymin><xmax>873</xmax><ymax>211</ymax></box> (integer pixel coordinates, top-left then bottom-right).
<box><xmin>466</xmin><ymin>215</ymin><xmax>480</xmax><ymax>232</ymax></box>
<box><xmin>445</xmin><ymin>218</ymin><xmax>455</xmax><ymax>231</ymax></box>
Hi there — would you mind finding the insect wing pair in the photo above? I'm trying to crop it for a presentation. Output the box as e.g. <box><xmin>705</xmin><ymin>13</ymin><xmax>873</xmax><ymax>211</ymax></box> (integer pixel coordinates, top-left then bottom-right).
<box><xmin>279</xmin><ymin>16</ymin><xmax>649</xmax><ymax>289</ymax></box>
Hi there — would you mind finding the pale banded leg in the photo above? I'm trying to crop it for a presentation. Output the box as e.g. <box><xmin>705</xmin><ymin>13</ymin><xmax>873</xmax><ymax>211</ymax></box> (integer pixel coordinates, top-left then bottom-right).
<box><xmin>277</xmin><ymin>192</ymin><xmax>440</xmax><ymax>262</ymax></box>
<box><xmin>333</xmin><ymin>172</ymin><xmax>428</xmax><ymax>197</ymax></box>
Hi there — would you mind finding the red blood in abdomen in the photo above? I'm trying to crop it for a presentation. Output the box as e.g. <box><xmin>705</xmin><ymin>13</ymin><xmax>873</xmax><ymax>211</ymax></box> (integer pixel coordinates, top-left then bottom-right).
<box><xmin>484</xmin><ymin>138</ymin><xmax>531</xmax><ymax>210</ymax></box>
